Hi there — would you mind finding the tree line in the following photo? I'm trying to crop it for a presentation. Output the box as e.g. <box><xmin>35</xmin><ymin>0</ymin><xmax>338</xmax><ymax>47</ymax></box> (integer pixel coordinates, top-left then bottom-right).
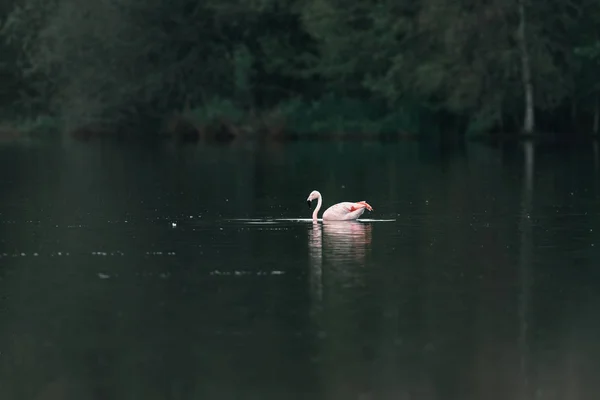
<box><xmin>1</xmin><ymin>0</ymin><xmax>599</xmax><ymax>138</ymax></box>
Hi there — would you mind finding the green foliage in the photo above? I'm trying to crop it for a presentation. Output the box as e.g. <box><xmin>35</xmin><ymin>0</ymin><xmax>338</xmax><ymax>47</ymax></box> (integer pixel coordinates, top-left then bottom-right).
<box><xmin>271</xmin><ymin>95</ymin><xmax>425</xmax><ymax>136</ymax></box>
<box><xmin>184</xmin><ymin>98</ymin><xmax>246</xmax><ymax>127</ymax></box>
<box><xmin>180</xmin><ymin>95</ymin><xmax>426</xmax><ymax>138</ymax></box>
<box><xmin>574</xmin><ymin>43</ymin><xmax>600</xmax><ymax>60</ymax></box>
<box><xmin>17</xmin><ymin>115</ymin><xmax>61</xmax><ymax>136</ymax></box>
<box><xmin>1</xmin><ymin>0</ymin><xmax>600</xmax><ymax>136</ymax></box>
<box><xmin>232</xmin><ymin>45</ymin><xmax>254</xmax><ymax>108</ymax></box>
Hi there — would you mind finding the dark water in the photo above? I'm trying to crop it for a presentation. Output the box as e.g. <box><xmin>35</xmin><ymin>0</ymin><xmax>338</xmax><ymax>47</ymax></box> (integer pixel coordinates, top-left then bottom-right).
<box><xmin>1</xmin><ymin>139</ymin><xmax>600</xmax><ymax>399</ymax></box>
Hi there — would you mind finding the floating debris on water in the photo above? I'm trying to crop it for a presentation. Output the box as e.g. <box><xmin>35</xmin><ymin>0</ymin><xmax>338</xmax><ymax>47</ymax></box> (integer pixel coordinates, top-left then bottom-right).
<box><xmin>145</xmin><ymin>251</ymin><xmax>176</xmax><ymax>256</ymax></box>
<box><xmin>209</xmin><ymin>270</ymin><xmax>285</xmax><ymax>276</ymax></box>
<box><xmin>0</xmin><ymin>250</ymin><xmax>179</xmax><ymax>258</ymax></box>
<box><xmin>92</xmin><ymin>251</ymin><xmax>124</xmax><ymax>256</ymax></box>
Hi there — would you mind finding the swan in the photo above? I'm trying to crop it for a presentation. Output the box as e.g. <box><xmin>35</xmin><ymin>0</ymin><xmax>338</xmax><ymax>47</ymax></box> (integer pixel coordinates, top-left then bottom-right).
<box><xmin>306</xmin><ymin>190</ymin><xmax>373</xmax><ymax>221</ymax></box>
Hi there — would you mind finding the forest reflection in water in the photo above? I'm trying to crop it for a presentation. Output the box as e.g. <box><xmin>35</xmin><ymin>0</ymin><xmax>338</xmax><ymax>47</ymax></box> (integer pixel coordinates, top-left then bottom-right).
<box><xmin>0</xmin><ymin>140</ymin><xmax>599</xmax><ymax>399</ymax></box>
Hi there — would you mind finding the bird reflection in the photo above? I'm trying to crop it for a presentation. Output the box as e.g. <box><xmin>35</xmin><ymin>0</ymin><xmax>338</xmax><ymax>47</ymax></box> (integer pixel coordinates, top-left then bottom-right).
<box><xmin>308</xmin><ymin>221</ymin><xmax>373</xmax><ymax>302</ymax></box>
<box><xmin>307</xmin><ymin>221</ymin><xmax>374</xmax><ymax>398</ymax></box>
<box><xmin>322</xmin><ymin>220</ymin><xmax>372</xmax><ymax>262</ymax></box>
<box><xmin>308</xmin><ymin>221</ymin><xmax>323</xmax><ymax>303</ymax></box>
<box><xmin>308</xmin><ymin>221</ymin><xmax>373</xmax><ymax>262</ymax></box>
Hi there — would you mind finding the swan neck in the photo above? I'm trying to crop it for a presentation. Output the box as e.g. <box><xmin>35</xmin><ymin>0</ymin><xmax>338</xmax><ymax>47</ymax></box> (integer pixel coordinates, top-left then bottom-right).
<box><xmin>312</xmin><ymin>194</ymin><xmax>322</xmax><ymax>221</ymax></box>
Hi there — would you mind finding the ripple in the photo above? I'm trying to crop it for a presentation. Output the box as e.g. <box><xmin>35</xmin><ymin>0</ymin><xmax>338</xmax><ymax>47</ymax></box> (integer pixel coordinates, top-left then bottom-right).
<box><xmin>0</xmin><ymin>250</ymin><xmax>181</xmax><ymax>258</ymax></box>
<box><xmin>229</xmin><ymin>218</ymin><xmax>396</xmax><ymax>223</ymax></box>
<box><xmin>209</xmin><ymin>270</ymin><xmax>285</xmax><ymax>276</ymax></box>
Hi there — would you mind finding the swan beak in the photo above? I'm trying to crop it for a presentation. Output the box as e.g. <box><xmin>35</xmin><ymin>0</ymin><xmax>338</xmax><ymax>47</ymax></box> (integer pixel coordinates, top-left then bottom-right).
<box><xmin>307</xmin><ymin>200</ymin><xmax>312</xmax><ymax>209</ymax></box>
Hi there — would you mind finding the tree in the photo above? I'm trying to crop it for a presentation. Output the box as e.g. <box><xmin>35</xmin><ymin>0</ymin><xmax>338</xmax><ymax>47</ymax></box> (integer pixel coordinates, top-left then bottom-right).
<box><xmin>573</xmin><ymin>0</ymin><xmax>600</xmax><ymax>133</ymax></box>
<box><xmin>517</xmin><ymin>0</ymin><xmax>535</xmax><ymax>134</ymax></box>
<box><xmin>2</xmin><ymin>0</ymin><xmax>600</xmax><ymax>137</ymax></box>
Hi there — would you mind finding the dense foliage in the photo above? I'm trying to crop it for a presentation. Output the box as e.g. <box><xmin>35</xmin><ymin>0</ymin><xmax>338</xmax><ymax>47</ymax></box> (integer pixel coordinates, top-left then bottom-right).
<box><xmin>1</xmin><ymin>0</ymin><xmax>600</xmax><ymax>137</ymax></box>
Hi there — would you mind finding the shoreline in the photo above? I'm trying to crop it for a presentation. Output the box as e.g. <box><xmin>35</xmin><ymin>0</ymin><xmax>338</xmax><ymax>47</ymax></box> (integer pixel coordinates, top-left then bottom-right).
<box><xmin>2</xmin><ymin>114</ymin><xmax>598</xmax><ymax>146</ymax></box>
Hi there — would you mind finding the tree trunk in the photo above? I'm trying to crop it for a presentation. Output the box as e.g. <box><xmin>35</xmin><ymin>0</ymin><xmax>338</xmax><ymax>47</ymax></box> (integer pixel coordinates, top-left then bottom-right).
<box><xmin>517</xmin><ymin>0</ymin><xmax>535</xmax><ymax>134</ymax></box>
<box><xmin>571</xmin><ymin>100</ymin><xmax>577</xmax><ymax>132</ymax></box>
<box><xmin>593</xmin><ymin>95</ymin><xmax>599</xmax><ymax>135</ymax></box>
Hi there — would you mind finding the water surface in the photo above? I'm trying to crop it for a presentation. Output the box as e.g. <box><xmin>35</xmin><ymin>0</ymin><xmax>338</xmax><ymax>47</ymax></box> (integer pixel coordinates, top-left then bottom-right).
<box><xmin>1</xmin><ymin>140</ymin><xmax>600</xmax><ymax>399</ymax></box>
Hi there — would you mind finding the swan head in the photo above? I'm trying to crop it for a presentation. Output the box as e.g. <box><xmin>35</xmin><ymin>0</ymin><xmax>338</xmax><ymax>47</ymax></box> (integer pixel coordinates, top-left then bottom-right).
<box><xmin>306</xmin><ymin>190</ymin><xmax>321</xmax><ymax>208</ymax></box>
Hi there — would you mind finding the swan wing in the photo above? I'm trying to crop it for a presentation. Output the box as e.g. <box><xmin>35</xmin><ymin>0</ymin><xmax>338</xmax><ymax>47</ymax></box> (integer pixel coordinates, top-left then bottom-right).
<box><xmin>323</xmin><ymin>202</ymin><xmax>367</xmax><ymax>220</ymax></box>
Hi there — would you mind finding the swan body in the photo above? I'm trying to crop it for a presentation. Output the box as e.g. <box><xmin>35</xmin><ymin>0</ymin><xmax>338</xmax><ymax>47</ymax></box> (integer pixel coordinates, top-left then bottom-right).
<box><xmin>306</xmin><ymin>190</ymin><xmax>373</xmax><ymax>221</ymax></box>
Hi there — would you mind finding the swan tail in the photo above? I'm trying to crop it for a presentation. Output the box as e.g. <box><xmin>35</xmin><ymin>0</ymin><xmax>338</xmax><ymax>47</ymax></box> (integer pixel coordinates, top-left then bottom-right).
<box><xmin>357</xmin><ymin>201</ymin><xmax>373</xmax><ymax>212</ymax></box>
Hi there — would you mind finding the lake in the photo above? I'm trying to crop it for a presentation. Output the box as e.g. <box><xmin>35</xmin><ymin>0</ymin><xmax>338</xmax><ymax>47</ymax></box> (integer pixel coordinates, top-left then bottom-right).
<box><xmin>1</xmin><ymin>139</ymin><xmax>600</xmax><ymax>399</ymax></box>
